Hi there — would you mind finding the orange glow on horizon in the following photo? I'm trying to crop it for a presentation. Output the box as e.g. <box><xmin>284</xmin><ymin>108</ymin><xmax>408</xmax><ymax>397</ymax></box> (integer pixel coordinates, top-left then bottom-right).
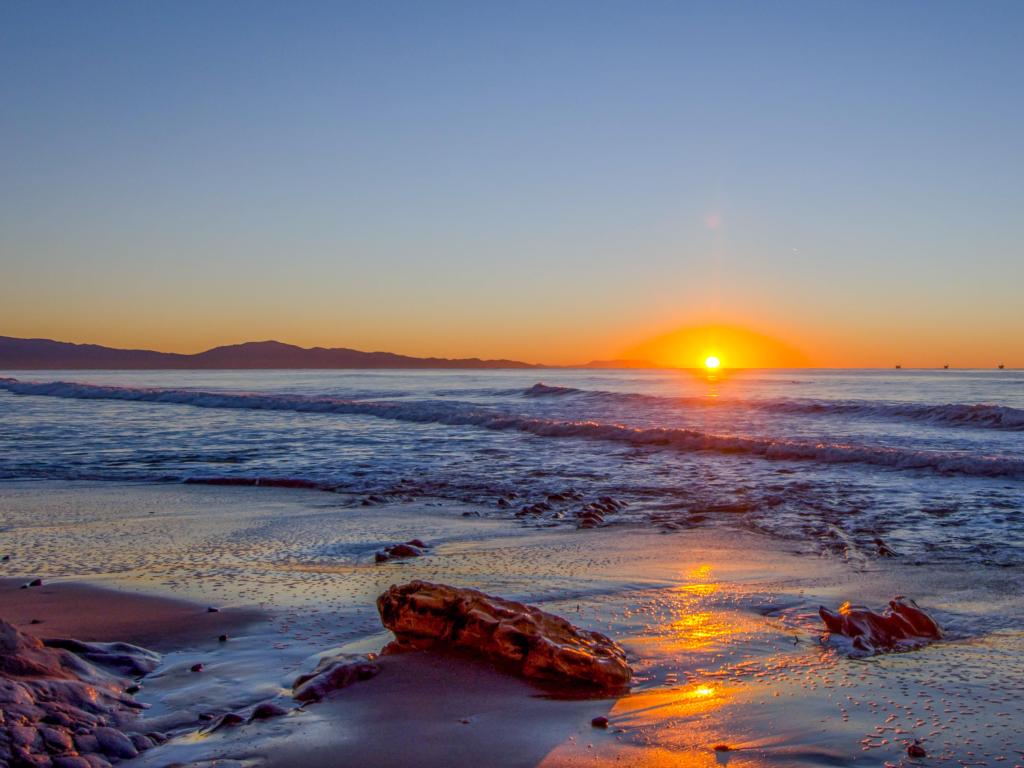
<box><xmin>622</xmin><ymin>324</ymin><xmax>809</xmax><ymax>369</ymax></box>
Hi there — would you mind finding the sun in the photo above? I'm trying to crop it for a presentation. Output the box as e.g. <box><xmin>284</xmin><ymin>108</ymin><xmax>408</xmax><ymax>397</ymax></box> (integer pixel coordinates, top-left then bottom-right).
<box><xmin>704</xmin><ymin>355</ymin><xmax>721</xmax><ymax>370</ymax></box>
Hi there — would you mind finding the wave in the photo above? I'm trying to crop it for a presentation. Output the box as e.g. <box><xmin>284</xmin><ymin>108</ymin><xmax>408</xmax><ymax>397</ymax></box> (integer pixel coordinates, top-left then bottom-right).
<box><xmin>4</xmin><ymin>378</ymin><xmax>1023</xmax><ymax>479</ymax></box>
<box><xmin>523</xmin><ymin>383</ymin><xmax>1024</xmax><ymax>430</ymax></box>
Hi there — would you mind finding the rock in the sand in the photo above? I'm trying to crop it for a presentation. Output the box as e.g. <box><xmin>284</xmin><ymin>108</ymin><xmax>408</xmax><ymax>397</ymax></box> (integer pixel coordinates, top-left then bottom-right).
<box><xmin>292</xmin><ymin>653</ymin><xmax>381</xmax><ymax>702</ymax></box>
<box><xmin>907</xmin><ymin>740</ymin><xmax>927</xmax><ymax>757</ymax></box>
<box><xmin>0</xmin><ymin>620</ymin><xmax>151</xmax><ymax>767</ymax></box>
<box><xmin>591</xmin><ymin>716</ymin><xmax>609</xmax><ymax>728</ymax></box>
<box><xmin>377</xmin><ymin>580</ymin><xmax>632</xmax><ymax>691</ymax></box>
<box><xmin>209</xmin><ymin>712</ymin><xmax>244</xmax><ymax>731</ymax></box>
<box><xmin>43</xmin><ymin>638</ymin><xmax>161</xmax><ymax>677</ymax></box>
<box><xmin>375</xmin><ymin>540</ymin><xmax>429</xmax><ymax>562</ymax></box>
<box><xmin>191</xmin><ymin>662</ymin><xmax>205</xmax><ymax>672</ymax></box>
<box><xmin>249</xmin><ymin>702</ymin><xmax>288</xmax><ymax>721</ymax></box>
<box><xmin>818</xmin><ymin>596</ymin><xmax>941</xmax><ymax>655</ymax></box>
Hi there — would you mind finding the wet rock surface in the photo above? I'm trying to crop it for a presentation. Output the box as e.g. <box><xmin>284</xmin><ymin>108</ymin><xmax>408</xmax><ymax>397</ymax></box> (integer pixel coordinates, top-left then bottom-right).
<box><xmin>292</xmin><ymin>652</ymin><xmax>381</xmax><ymax>702</ymax></box>
<box><xmin>374</xmin><ymin>540</ymin><xmax>430</xmax><ymax>563</ymax></box>
<box><xmin>819</xmin><ymin>596</ymin><xmax>942</xmax><ymax>655</ymax></box>
<box><xmin>376</xmin><ymin>580</ymin><xmax>632</xmax><ymax>691</ymax></box>
<box><xmin>0</xmin><ymin>619</ymin><xmax>154</xmax><ymax>767</ymax></box>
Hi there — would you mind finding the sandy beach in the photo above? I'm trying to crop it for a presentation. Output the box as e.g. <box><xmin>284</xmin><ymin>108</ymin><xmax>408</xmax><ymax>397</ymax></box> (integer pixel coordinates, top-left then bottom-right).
<box><xmin>2</xmin><ymin>481</ymin><xmax>1022</xmax><ymax>767</ymax></box>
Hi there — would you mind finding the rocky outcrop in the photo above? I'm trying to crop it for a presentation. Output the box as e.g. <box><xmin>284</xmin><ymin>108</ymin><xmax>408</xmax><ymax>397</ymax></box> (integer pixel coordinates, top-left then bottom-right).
<box><xmin>0</xmin><ymin>619</ymin><xmax>156</xmax><ymax>767</ymax></box>
<box><xmin>818</xmin><ymin>597</ymin><xmax>942</xmax><ymax>655</ymax></box>
<box><xmin>376</xmin><ymin>581</ymin><xmax>632</xmax><ymax>691</ymax></box>
<box><xmin>292</xmin><ymin>653</ymin><xmax>381</xmax><ymax>702</ymax></box>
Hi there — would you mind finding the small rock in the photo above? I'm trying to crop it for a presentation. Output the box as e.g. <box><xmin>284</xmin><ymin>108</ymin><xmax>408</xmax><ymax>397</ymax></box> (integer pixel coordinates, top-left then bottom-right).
<box><xmin>908</xmin><ymin>741</ymin><xmax>927</xmax><ymax>758</ymax></box>
<box><xmin>94</xmin><ymin>726</ymin><xmax>138</xmax><ymax>760</ymax></box>
<box><xmin>129</xmin><ymin>733</ymin><xmax>153</xmax><ymax>751</ymax></box>
<box><xmin>218</xmin><ymin>634</ymin><xmax>229</xmax><ymax>643</ymax></box>
<box><xmin>28</xmin><ymin>578</ymin><xmax>43</xmax><ymax>587</ymax></box>
<box><xmin>249</xmin><ymin>702</ymin><xmax>288</xmax><ymax>721</ymax></box>
<box><xmin>591</xmin><ymin>716</ymin><xmax>609</xmax><ymax>728</ymax></box>
<box><xmin>29</xmin><ymin>618</ymin><xmax>42</xmax><ymax>625</ymax></box>
<box><xmin>206</xmin><ymin>606</ymin><xmax>220</xmax><ymax>613</ymax></box>
<box><xmin>198</xmin><ymin>712</ymin><xmax>216</xmax><ymax>722</ymax></box>
<box><xmin>125</xmin><ymin>684</ymin><xmax>140</xmax><ymax>694</ymax></box>
<box><xmin>210</xmin><ymin>713</ymin><xmax>244</xmax><ymax>731</ymax></box>
<box><xmin>713</xmin><ymin>744</ymin><xmax>732</xmax><ymax>752</ymax></box>
<box><xmin>190</xmin><ymin>663</ymin><xmax>204</xmax><ymax>672</ymax></box>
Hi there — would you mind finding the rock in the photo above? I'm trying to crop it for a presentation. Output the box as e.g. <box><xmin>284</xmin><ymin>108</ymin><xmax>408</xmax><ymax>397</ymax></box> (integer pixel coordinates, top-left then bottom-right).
<box><xmin>209</xmin><ymin>713</ymin><xmax>244</xmax><ymax>731</ymax></box>
<box><xmin>190</xmin><ymin>663</ymin><xmax>204</xmax><ymax>673</ymax></box>
<box><xmin>249</xmin><ymin>702</ymin><xmax>288</xmax><ymax>721</ymax></box>
<box><xmin>713</xmin><ymin>744</ymin><xmax>732</xmax><ymax>752</ymax></box>
<box><xmin>124</xmin><ymin>684</ymin><xmax>140</xmax><ymax>695</ymax></box>
<box><xmin>28</xmin><ymin>578</ymin><xmax>43</xmax><ymax>587</ymax></box>
<box><xmin>591</xmin><ymin>716</ymin><xmax>609</xmax><ymax>728</ymax></box>
<box><xmin>206</xmin><ymin>607</ymin><xmax>220</xmax><ymax>613</ymax></box>
<box><xmin>375</xmin><ymin>542</ymin><xmax>425</xmax><ymax>562</ymax></box>
<box><xmin>377</xmin><ymin>581</ymin><xmax>632</xmax><ymax>691</ymax></box>
<box><xmin>53</xmin><ymin>757</ymin><xmax>93</xmax><ymax>768</ymax></box>
<box><xmin>93</xmin><ymin>726</ymin><xmax>138</xmax><ymax>760</ymax></box>
<box><xmin>218</xmin><ymin>634</ymin><xmax>229</xmax><ymax>643</ymax></box>
<box><xmin>42</xmin><ymin>639</ymin><xmax>160</xmax><ymax>678</ymax></box>
<box><xmin>292</xmin><ymin>653</ymin><xmax>381</xmax><ymax>702</ymax></box>
<box><xmin>129</xmin><ymin>732</ymin><xmax>153</xmax><ymax>751</ymax></box>
<box><xmin>907</xmin><ymin>741</ymin><xmax>927</xmax><ymax>758</ymax></box>
<box><xmin>818</xmin><ymin>597</ymin><xmax>941</xmax><ymax>655</ymax></box>
<box><xmin>40</xmin><ymin>725</ymin><xmax>73</xmax><ymax>751</ymax></box>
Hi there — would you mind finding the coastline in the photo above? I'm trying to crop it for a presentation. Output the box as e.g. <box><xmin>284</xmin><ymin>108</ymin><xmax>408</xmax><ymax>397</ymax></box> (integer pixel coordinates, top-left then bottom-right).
<box><xmin>2</xmin><ymin>481</ymin><xmax>1023</xmax><ymax>766</ymax></box>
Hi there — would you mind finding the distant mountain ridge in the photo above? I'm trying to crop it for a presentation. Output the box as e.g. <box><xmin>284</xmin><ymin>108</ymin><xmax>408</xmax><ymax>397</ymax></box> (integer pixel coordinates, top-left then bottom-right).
<box><xmin>0</xmin><ymin>336</ymin><xmax>652</xmax><ymax>370</ymax></box>
<box><xmin>0</xmin><ymin>336</ymin><xmax>543</xmax><ymax>370</ymax></box>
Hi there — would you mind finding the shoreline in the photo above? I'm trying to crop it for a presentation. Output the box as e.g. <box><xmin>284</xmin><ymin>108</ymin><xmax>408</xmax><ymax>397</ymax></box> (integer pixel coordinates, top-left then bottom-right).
<box><xmin>2</xmin><ymin>481</ymin><xmax>1023</xmax><ymax>766</ymax></box>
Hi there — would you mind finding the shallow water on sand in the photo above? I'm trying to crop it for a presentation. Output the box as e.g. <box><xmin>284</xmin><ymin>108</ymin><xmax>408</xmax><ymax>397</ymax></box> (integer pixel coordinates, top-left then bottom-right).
<box><xmin>1</xmin><ymin>483</ymin><xmax>1022</xmax><ymax>766</ymax></box>
<box><xmin>2</xmin><ymin>368</ymin><xmax>1023</xmax><ymax>567</ymax></box>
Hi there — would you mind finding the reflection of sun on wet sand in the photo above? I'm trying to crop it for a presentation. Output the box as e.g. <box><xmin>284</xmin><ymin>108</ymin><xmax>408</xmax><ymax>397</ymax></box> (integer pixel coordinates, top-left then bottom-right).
<box><xmin>1</xmin><ymin>482</ymin><xmax>1023</xmax><ymax>767</ymax></box>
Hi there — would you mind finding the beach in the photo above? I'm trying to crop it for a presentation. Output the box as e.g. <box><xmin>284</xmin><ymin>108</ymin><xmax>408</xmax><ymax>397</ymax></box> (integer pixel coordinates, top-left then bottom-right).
<box><xmin>2</xmin><ymin>480</ymin><xmax>1022</xmax><ymax>767</ymax></box>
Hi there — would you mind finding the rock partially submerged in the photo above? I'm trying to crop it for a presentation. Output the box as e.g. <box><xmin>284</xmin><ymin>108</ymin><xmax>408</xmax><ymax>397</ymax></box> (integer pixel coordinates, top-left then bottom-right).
<box><xmin>0</xmin><ymin>619</ymin><xmax>156</xmax><ymax>766</ymax></box>
<box><xmin>377</xmin><ymin>580</ymin><xmax>632</xmax><ymax>691</ymax></box>
<box><xmin>818</xmin><ymin>597</ymin><xmax>942</xmax><ymax>655</ymax></box>
<box><xmin>292</xmin><ymin>653</ymin><xmax>381</xmax><ymax>702</ymax></box>
<box><xmin>375</xmin><ymin>540</ymin><xmax>430</xmax><ymax>563</ymax></box>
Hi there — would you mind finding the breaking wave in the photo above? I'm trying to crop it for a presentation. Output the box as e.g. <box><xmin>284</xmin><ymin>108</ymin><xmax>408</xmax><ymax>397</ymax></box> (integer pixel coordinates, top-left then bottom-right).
<box><xmin>3</xmin><ymin>378</ymin><xmax>1023</xmax><ymax>479</ymax></box>
<box><xmin>523</xmin><ymin>383</ymin><xmax>1024</xmax><ymax>430</ymax></box>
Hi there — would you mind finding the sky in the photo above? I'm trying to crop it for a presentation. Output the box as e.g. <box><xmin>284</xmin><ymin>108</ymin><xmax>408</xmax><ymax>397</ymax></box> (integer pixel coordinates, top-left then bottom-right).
<box><xmin>1</xmin><ymin>1</ymin><xmax>1022</xmax><ymax>367</ymax></box>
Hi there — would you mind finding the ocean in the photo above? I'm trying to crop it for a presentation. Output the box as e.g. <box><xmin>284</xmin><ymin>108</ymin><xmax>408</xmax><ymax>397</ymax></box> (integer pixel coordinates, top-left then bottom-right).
<box><xmin>2</xmin><ymin>368</ymin><xmax>1022</xmax><ymax>566</ymax></box>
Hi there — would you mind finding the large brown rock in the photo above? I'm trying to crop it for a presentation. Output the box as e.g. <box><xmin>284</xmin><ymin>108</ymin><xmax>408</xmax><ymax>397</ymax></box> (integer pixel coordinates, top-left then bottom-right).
<box><xmin>376</xmin><ymin>581</ymin><xmax>632</xmax><ymax>691</ymax></box>
<box><xmin>818</xmin><ymin>596</ymin><xmax>942</xmax><ymax>655</ymax></box>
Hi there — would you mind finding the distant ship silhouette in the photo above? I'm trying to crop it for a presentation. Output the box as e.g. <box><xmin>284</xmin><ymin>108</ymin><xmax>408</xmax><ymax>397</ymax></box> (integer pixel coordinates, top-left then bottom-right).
<box><xmin>943</xmin><ymin>364</ymin><xmax>949</xmax><ymax>369</ymax></box>
<box><xmin>998</xmin><ymin>364</ymin><xmax>1005</xmax><ymax>369</ymax></box>
<box><xmin>895</xmin><ymin>364</ymin><xmax>902</xmax><ymax>369</ymax></box>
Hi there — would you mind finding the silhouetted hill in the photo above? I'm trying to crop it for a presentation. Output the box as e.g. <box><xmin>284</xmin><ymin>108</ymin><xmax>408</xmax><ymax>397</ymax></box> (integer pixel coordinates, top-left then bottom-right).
<box><xmin>0</xmin><ymin>336</ymin><xmax>540</xmax><ymax>370</ymax></box>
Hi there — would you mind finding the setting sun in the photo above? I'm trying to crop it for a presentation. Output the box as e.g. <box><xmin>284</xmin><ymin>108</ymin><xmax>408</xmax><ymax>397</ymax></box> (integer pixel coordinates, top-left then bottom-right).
<box><xmin>704</xmin><ymin>355</ymin><xmax>721</xmax><ymax>369</ymax></box>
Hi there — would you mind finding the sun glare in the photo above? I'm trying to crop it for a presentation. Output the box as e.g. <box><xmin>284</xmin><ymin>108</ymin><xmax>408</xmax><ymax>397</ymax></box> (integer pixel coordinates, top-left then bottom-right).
<box><xmin>704</xmin><ymin>355</ymin><xmax>721</xmax><ymax>369</ymax></box>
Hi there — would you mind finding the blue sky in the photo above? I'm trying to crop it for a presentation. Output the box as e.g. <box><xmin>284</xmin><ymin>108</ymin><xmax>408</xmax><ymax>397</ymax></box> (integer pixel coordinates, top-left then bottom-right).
<box><xmin>2</xmin><ymin>1</ymin><xmax>1022</xmax><ymax>365</ymax></box>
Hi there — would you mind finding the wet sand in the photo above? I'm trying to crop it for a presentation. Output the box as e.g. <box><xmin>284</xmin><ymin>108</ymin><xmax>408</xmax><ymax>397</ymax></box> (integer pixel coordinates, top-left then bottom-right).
<box><xmin>0</xmin><ymin>578</ymin><xmax>265</xmax><ymax>651</ymax></box>
<box><xmin>1</xmin><ymin>481</ymin><xmax>1022</xmax><ymax>767</ymax></box>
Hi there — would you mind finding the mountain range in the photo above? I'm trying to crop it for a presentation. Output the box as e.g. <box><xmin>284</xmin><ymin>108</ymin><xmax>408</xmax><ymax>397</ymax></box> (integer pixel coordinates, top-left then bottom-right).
<box><xmin>0</xmin><ymin>336</ymin><xmax>653</xmax><ymax>370</ymax></box>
